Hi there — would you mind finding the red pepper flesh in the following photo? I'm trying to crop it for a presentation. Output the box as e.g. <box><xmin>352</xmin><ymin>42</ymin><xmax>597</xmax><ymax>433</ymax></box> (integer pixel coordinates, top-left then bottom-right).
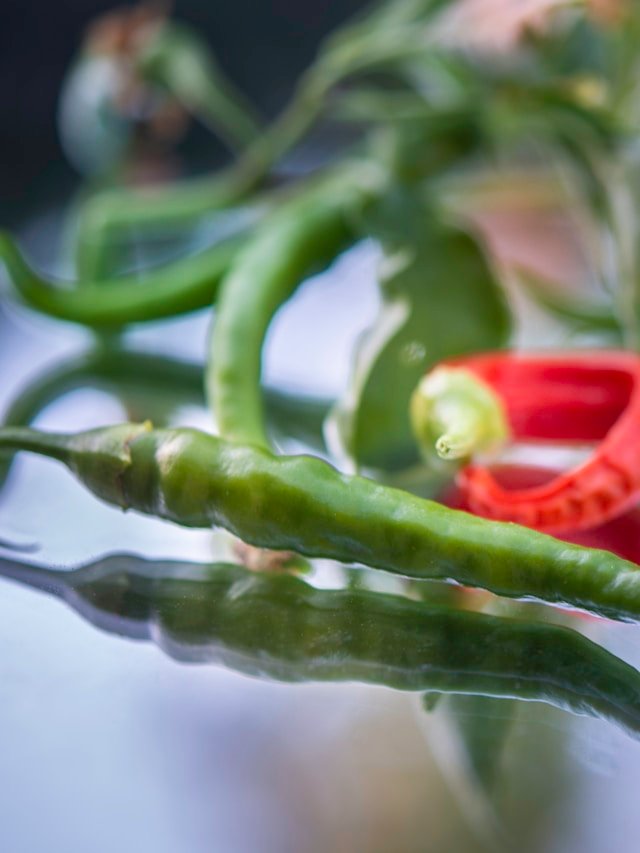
<box><xmin>451</xmin><ymin>351</ymin><xmax>640</xmax><ymax>533</ymax></box>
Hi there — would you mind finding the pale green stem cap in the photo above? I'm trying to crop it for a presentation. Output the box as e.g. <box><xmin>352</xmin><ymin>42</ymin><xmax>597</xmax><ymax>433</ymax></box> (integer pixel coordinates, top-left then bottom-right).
<box><xmin>410</xmin><ymin>366</ymin><xmax>510</xmax><ymax>463</ymax></box>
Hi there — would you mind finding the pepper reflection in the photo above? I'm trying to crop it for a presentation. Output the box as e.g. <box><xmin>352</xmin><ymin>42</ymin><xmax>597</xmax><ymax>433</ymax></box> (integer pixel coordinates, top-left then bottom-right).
<box><xmin>1</xmin><ymin>552</ymin><xmax>639</xmax><ymax>741</ymax></box>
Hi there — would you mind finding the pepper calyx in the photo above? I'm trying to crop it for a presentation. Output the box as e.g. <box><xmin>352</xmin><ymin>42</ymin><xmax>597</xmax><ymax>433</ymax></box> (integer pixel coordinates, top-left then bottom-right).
<box><xmin>410</xmin><ymin>365</ymin><xmax>510</xmax><ymax>464</ymax></box>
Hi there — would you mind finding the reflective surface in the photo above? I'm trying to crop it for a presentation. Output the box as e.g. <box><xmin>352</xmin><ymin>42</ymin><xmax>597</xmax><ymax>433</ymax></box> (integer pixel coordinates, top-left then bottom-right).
<box><xmin>3</xmin><ymin>232</ymin><xmax>640</xmax><ymax>853</ymax></box>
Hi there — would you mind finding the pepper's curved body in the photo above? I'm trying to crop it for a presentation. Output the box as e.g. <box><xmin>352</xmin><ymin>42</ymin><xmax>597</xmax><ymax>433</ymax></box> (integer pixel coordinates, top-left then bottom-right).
<box><xmin>3</xmin><ymin>422</ymin><xmax>640</xmax><ymax>621</ymax></box>
<box><xmin>0</xmin><ymin>231</ymin><xmax>243</xmax><ymax>327</ymax></box>
<box><xmin>454</xmin><ymin>352</ymin><xmax>640</xmax><ymax>533</ymax></box>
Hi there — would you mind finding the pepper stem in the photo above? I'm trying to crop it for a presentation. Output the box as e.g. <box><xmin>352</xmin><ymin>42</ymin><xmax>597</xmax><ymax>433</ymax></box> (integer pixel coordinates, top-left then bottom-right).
<box><xmin>0</xmin><ymin>422</ymin><xmax>153</xmax><ymax>509</ymax></box>
<box><xmin>410</xmin><ymin>366</ymin><xmax>509</xmax><ymax>463</ymax></box>
<box><xmin>435</xmin><ymin>427</ymin><xmax>485</xmax><ymax>461</ymax></box>
<box><xmin>0</xmin><ymin>427</ymin><xmax>72</xmax><ymax>463</ymax></box>
<box><xmin>0</xmin><ymin>554</ymin><xmax>67</xmax><ymax>598</ymax></box>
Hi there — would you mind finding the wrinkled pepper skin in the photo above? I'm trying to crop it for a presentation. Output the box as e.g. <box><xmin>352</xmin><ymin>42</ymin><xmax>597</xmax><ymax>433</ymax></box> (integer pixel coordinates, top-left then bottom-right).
<box><xmin>4</xmin><ymin>422</ymin><xmax>640</xmax><ymax>622</ymax></box>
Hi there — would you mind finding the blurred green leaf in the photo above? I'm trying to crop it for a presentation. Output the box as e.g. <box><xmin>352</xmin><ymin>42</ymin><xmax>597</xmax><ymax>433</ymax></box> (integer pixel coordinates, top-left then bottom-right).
<box><xmin>329</xmin><ymin>188</ymin><xmax>511</xmax><ymax>471</ymax></box>
<box><xmin>524</xmin><ymin>13</ymin><xmax>609</xmax><ymax>79</ymax></box>
<box><xmin>446</xmin><ymin>694</ymin><xmax>516</xmax><ymax>792</ymax></box>
<box><xmin>514</xmin><ymin>267</ymin><xmax>622</xmax><ymax>339</ymax></box>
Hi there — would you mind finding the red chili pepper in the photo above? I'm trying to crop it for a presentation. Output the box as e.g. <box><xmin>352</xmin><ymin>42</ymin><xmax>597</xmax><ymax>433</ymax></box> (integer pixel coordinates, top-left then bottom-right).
<box><xmin>447</xmin><ymin>351</ymin><xmax>640</xmax><ymax>533</ymax></box>
<box><xmin>411</xmin><ymin>350</ymin><xmax>640</xmax><ymax>534</ymax></box>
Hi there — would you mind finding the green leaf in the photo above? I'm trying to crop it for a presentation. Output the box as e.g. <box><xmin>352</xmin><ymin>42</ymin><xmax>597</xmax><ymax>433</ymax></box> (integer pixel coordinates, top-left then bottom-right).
<box><xmin>329</xmin><ymin>189</ymin><xmax>511</xmax><ymax>471</ymax></box>
<box><xmin>514</xmin><ymin>267</ymin><xmax>622</xmax><ymax>339</ymax></box>
<box><xmin>445</xmin><ymin>694</ymin><xmax>516</xmax><ymax>791</ymax></box>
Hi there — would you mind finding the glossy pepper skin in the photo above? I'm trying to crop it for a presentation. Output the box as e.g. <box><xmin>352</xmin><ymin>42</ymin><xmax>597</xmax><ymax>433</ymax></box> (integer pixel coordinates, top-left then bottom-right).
<box><xmin>208</xmin><ymin>171</ymin><xmax>369</xmax><ymax>447</ymax></box>
<box><xmin>4</xmin><ymin>422</ymin><xmax>640</xmax><ymax>622</ymax></box>
<box><xmin>1</xmin><ymin>553</ymin><xmax>640</xmax><ymax>738</ymax></box>
<box><xmin>415</xmin><ymin>351</ymin><xmax>640</xmax><ymax>533</ymax></box>
<box><xmin>0</xmin><ymin>231</ymin><xmax>243</xmax><ymax>328</ymax></box>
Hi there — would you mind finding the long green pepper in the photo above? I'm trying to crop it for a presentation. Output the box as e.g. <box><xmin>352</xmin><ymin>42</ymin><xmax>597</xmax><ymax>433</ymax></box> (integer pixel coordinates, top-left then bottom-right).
<box><xmin>208</xmin><ymin>172</ymin><xmax>369</xmax><ymax>446</ymax></box>
<box><xmin>3</xmin><ymin>421</ymin><xmax>640</xmax><ymax>622</ymax></box>
<box><xmin>0</xmin><ymin>231</ymin><xmax>243</xmax><ymax>327</ymax></box>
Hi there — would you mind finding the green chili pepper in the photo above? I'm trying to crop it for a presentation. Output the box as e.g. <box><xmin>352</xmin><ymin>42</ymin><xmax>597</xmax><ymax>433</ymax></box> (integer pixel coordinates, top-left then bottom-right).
<box><xmin>208</xmin><ymin>171</ymin><xmax>369</xmax><ymax>447</ymax></box>
<box><xmin>0</xmin><ymin>231</ymin><xmax>243</xmax><ymax>328</ymax></box>
<box><xmin>71</xmin><ymin>0</ymin><xmax>454</xmax><ymax>259</ymax></box>
<box><xmin>0</xmin><ymin>552</ymin><xmax>638</xmax><ymax>738</ymax></box>
<box><xmin>3</xmin><ymin>422</ymin><xmax>640</xmax><ymax>621</ymax></box>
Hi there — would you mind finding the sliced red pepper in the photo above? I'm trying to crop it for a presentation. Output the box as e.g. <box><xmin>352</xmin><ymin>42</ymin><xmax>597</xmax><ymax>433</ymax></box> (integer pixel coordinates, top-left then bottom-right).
<box><xmin>425</xmin><ymin>351</ymin><xmax>640</xmax><ymax>534</ymax></box>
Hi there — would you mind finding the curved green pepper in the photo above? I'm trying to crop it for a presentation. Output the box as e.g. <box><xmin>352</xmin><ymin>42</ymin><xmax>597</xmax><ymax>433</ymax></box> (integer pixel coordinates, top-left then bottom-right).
<box><xmin>0</xmin><ymin>231</ymin><xmax>243</xmax><ymax>328</ymax></box>
<box><xmin>208</xmin><ymin>171</ymin><xmax>369</xmax><ymax>447</ymax></box>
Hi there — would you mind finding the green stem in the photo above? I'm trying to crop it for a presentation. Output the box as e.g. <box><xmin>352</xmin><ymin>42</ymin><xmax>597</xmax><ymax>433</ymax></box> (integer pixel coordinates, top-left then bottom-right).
<box><xmin>138</xmin><ymin>22</ymin><xmax>262</xmax><ymax>152</ymax></box>
<box><xmin>605</xmin><ymin>170</ymin><xmax>640</xmax><ymax>350</ymax></box>
<box><xmin>514</xmin><ymin>268</ymin><xmax>622</xmax><ymax>337</ymax></box>
<box><xmin>411</xmin><ymin>366</ymin><xmax>509</xmax><ymax>462</ymax></box>
<box><xmin>72</xmin><ymin>2</ymin><xmax>448</xmax><ymax>255</ymax></box>
<box><xmin>0</xmin><ymin>428</ymin><xmax>71</xmax><ymax>463</ymax></box>
<box><xmin>73</xmin><ymin>67</ymin><xmax>331</xmax><ymax>261</ymax></box>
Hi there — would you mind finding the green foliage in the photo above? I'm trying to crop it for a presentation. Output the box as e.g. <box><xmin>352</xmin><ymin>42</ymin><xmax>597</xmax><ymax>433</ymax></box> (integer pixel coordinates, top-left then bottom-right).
<box><xmin>329</xmin><ymin>188</ymin><xmax>511</xmax><ymax>471</ymax></box>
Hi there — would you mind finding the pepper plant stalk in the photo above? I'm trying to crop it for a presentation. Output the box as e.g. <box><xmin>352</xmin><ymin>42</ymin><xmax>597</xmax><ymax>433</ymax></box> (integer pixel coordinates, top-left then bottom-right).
<box><xmin>71</xmin><ymin>0</ymin><xmax>449</xmax><ymax>253</ymax></box>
